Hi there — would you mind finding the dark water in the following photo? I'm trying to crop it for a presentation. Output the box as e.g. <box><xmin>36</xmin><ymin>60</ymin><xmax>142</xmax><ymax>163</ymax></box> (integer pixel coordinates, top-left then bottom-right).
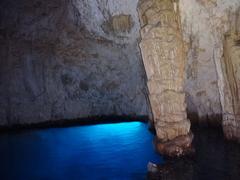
<box><xmin>148</xmin><ymin>126</ymin><xmax>240</xmax><ymax>180</ymax></box>
<box><xmin>190</xmin><ymin>127</ymin><xmax>240</xmax><ymax>180</ymax></box>
<box><xmin>0</xmin><ymin>122</ymin><xmax>163</xmax><ymax>180</ymax></box>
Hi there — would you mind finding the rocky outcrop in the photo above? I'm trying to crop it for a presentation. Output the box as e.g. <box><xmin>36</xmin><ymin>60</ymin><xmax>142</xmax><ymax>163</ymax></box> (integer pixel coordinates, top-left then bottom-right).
<box><xmin>0</xmin><ymin>0</ymin><xmax>149</xmax><ymax>126</ymax></box>
<box><xmin>138</xmin><ymin>0</ymin><xmax>192</xmax><ymax>156</ymax></box>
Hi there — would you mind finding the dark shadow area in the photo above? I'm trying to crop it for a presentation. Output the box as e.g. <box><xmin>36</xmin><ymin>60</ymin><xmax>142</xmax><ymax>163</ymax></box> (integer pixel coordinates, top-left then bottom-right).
<box><xmin>148</xmin><ymin>125</ymin><xmax>240</xmax><ymax>180</ymax></box>
<box><xmin>187</xmin><ymin>112</ymin><xmax>223</xmax><ymax>128</ymax></box>
<box><xmin>0</xmin><ymin>115</ymin><xmax>148</xmax><ymax>133</ymax></box>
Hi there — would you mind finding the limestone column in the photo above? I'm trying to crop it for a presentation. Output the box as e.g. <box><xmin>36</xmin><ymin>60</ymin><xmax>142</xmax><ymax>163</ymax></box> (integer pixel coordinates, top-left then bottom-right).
<box><xmin>138</xmin><ymin>0</ymin><xmax>193</xmax><ymax>156</ymax></box>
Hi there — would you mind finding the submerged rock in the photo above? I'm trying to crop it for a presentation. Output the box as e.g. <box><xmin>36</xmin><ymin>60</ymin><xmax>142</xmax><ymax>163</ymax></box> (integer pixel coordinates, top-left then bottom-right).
<box><xmin>154</xmin><ymin>132</ymin><xmax>195</xmax><ymax>157</ymax></box>
<box><xmin>147</xmin><ymin>158</ymin><xmax>194</xmax><ymax>180</ymax></box>
<box><xmin>147</xmin><ymin>162</ymin><xmax>159</xmax><ymax>173</ymax></box>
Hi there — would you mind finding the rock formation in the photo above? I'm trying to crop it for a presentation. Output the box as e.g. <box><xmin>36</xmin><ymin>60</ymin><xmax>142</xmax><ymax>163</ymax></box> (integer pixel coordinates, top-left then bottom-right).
<box><xmin>180</xmin><ymin>0</ymin><xmax>224</xmax><ymax>122</ymax></box>
<box><xmin>179</xmin><ymin>0</ymin><xmax>240</xmax><ymax>140</ymax></box>
<box><xmin>222</xmin><ymin>32</ymin><xmax>240</xmax><ymax>140</ymax></box>
<box><xmin>138</xmin><ymin>0</ymin><xmax>192</xmax><ymax>156</ymax></box>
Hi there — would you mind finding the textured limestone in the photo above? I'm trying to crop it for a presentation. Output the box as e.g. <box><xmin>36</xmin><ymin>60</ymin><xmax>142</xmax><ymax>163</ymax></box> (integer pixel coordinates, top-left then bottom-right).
<box><xmin>222</xmin><ymin>32</ymin><xmax>240</xmax><ymax>140</ymax></box>
<box><xmin>102</xmin><ymin>14</ymin><xmax>134</xmax><ymax>34</ymax></box>
<box><xmin>0</xmin><ymin>0</ymin><xmax>149</xmax><ymax>126</ymax></box>
<box><xmin>179</xmin><ymin>0</ymin><xmax>240</xmax><ymax>138</ymax></box>
<box><xmin>180</xmin><ymin>0</ymin><xmax>240</xmax><ymax>124</ymax></box>
<box><xmin>138</xmin><ymin>0</ymin><xmax>191</xmax><ymax>150</ymax></box>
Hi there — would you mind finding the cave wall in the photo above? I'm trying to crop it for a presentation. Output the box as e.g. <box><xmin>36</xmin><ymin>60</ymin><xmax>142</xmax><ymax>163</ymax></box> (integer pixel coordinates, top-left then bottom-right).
<box><xmin>0</xmin><ymin>0</ymin><xmax>149</xmax><ymax>126</ymax></box>
<box><xmin>222</xmin><ymin>32</ymin><xmax>240</xmax><ymax>140</ymax></box>
<box><xmin>179</xmin><ymin>0</ymin><xmax>240</xmax><ymax>124</ymax></box>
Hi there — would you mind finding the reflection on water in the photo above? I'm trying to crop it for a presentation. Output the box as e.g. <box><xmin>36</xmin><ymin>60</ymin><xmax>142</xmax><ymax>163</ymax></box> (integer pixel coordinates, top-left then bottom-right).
<box><xmin>192</xmin><ymin>126</ymin><xmax>240</xmax><ymax>180</ymax></box>
<box><xmin>148</xmin><ymin>126</ymin><xmax>240</xmax><ymax>180</ymax></box>
<box><xmin>0</xmin><ymin>122</ymin><xmax>163</xmax><ymax>180</ymax></box>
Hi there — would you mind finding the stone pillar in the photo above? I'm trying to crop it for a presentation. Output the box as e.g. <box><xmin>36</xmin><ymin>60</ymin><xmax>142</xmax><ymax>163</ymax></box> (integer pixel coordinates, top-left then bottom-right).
<box><xmin>221</xmin><ymin>31</ymin><xmax>240</xmax><ymax>140</ymax></box>
<box><xmin>138</xmin><ymin>0</ymin><xmax>193</xmax><ymax>157</ymax></box>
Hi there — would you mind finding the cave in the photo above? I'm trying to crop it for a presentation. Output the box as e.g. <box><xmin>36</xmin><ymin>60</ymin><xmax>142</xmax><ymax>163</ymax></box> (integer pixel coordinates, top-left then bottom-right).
<box><xmin>1</xmin><ymin>0</ymin><xmax>240</xmax><ymax>179</ymax></box>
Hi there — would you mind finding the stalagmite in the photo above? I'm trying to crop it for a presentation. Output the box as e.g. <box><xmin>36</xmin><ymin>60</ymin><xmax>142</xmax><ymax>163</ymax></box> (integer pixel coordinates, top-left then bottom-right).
<box><xmin>137</xmin><ymin>0</ymin><xmax>193</xmax><ymax>156</ymax></box>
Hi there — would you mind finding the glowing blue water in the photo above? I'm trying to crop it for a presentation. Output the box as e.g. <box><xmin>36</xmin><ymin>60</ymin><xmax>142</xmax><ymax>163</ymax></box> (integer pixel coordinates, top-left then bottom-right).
<box><xmin>0</xmin><ymin>122</ymin><xmax>163</xmax><ymax>179</ymax></box>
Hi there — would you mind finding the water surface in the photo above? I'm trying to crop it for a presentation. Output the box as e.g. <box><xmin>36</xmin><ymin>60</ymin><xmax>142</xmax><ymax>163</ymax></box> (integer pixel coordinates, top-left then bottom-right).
<box><xmin>2</xmin><ymin>122</ymin><xmax>240</xmax><ymax>180</ymax></box>
<box><xmin>148</xmin><ymin>126</ymin><xmax>240</xmax><ymax>180</ymax></box>
<box><xmin>0</xmin><ymin>122</ymin><xmax>163</xmax><ymax>180</ymax></box>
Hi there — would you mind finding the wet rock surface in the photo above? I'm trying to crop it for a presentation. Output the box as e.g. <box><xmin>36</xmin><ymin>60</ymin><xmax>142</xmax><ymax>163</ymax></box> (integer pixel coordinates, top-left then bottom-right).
<box><xmin>155</xmin><ymin>132</ymin><xmax>194</xmax><ymax>157</ymax></box>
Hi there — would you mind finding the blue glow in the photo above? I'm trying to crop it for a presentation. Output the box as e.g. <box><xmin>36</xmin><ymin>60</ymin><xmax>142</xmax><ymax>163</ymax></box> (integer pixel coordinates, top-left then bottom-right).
<box><xmin>0</xmin><ymin>122</ymin><xmax>163</xmax><ymax>179</ymax></box>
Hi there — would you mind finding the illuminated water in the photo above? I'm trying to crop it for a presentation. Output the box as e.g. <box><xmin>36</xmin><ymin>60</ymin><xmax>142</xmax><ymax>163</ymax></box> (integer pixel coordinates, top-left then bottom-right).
<box><xmin>0</xmin><ymin>122</ymin><xmax>163</xmax><ymax>180</ymax></box>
